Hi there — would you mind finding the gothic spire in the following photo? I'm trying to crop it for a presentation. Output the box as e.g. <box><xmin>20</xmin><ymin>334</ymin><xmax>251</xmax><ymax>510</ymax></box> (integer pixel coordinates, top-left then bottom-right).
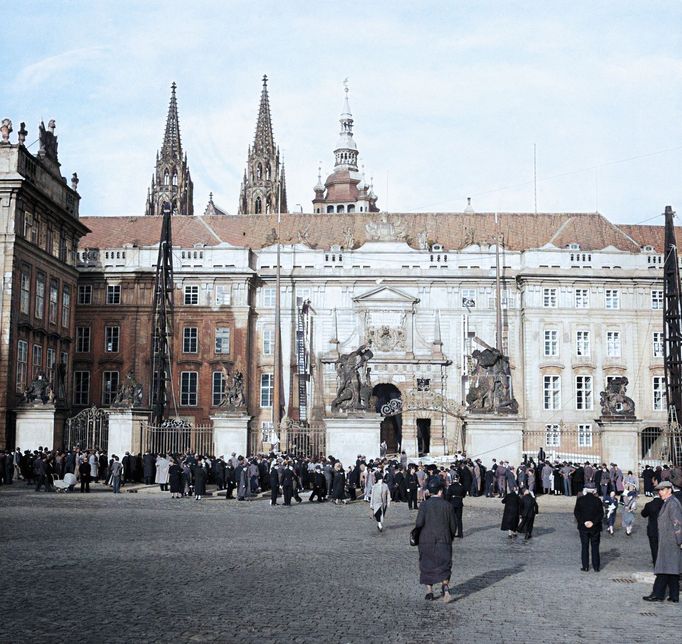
<box><xmin>254</xmin><ymin>74</ymin><xmax>274</xmax><ymax>154</ymax></box>
<box><xmin>162</xmin><ymin>82</ymin><xmax>182</xmax><ymax>157</ymax></box>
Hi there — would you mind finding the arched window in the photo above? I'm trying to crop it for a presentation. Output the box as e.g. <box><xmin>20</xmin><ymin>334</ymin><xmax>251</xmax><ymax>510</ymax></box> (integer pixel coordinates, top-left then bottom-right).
<box><xmin>337</xmin><ymin>205</ymin><xmax>345</xmax><ymax>213</ymax></box>
<box><xmin>256</xmin><ymin>164</ymin><xmax>262</xmax><ymax>180</ymax></box>
<box><xmin>347</xmin><ymin>204</ymin><xmax>355</xmax><ymax>213</ymax></box>
<box><xmin>327</xmin><ymin>205</ymin><xmax>334</xmax><ymax>213</ymax></box>
<box><xmin>265</xmin><ymin>165</ymin><xmax>271</xmax><ymax>180</ymax></box>
<box><xmin>255</xmin><ymin>197</ymin><xmax>262</xmax><ymax>214</ymax></box>
<box><xmin>163</xmin><ymin>170</ymin><xmax>170</xmax><ymax>185</ymax></box>
<box><xmin>172</xmin><ymin>172</ymin><xmax>178</xmax><ymax>186</ymax></box>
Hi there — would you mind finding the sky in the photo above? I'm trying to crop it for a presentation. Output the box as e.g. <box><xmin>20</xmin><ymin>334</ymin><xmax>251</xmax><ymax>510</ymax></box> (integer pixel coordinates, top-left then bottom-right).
<box><xmin>2</xmin><ymin>1</ymin><xmax>681</xmax><ymax>224</ymax></box>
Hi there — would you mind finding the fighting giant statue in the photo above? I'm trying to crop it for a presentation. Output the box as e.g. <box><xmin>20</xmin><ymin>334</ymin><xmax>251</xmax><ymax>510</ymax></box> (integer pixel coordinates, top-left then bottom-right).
<box><xmin>331</xmin><ymin>345</ymin><xmax>374</xmax><ymax>413</ymax></box>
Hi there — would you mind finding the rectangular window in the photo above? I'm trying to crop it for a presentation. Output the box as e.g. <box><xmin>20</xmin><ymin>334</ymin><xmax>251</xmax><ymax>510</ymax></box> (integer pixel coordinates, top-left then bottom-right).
<box><xmin>212</xmin><ymin>371</ymin><xmax>225</xmax><ymax>406</ymax></box>
<box><xmin>105</xmin><ymin>325</ymin><xmax>120</xmax><ymax>352</ymax></box>
<box><xmin>263</xmin><ymin>328</ymin><xmax>275</xmax><ymax>355</ymax></box>
<box><xmin>184</xmin><ymin>285</ymin><xmax>199</xmax><ymax>305</ymax></box>
<box><xmin>76</xmin><ymin>326</ymin><xmax>91</xmax><ymax>353</ymax></box>
<box><xmin>183</xmin><ymin>327</ymin><xmax>198</xmax><ymax>353</ymax></box>
<box><xmin>543</xmin><ymin>288</ymin><xmax>557</xmax><ymax>308</ymax></box>
<box><xmin>73</xmin><ymin>371</ymin><xmax>90</xmax><ymax>406</ymax></box>
<box><xmin>35</xmin><ymin>273</ymin><xmax>45</xmax><ymax>320</ymax></box>
<box><xmin>260</xmin><ymin>373</ymin><xmax>274</xmax><ymax>407</ymax></box>
<box><xmin>20</xmin><ymin>266</ymin><xmax>31</xmax><ymax>315</ymax></box>
<box><xmin>102</xmin><ymin>371</ymin><xmax>119</xmax><ymax>405</ymax></box>
<box><xmin>574</xmin><ymin>289</ymin><xmax>589</xmax><ymax>309</ymax></box>
<box><xmin>180</xmin><ymin>371</ymin><xmax>198</xmax><ymax>406</ymax></box>
<box><xmin>106</xmin><ymin>284</ymin><xmax>121</xmax><ymax>304</ymax></box>
<box><xmin>49</xmin><ymin>280</ymin><xmax>59</xmax><ymax>324</ymax></box>
<box><xmin>653</xmin><ymin>332</ymin><xmax>664</xmax><ymax>358</ymax></box>
<box><xmin>215</xmin><ymin>284</ymin><xmax>231</xmax><ymax>306</ymax></box>
<box><xmin>78</xmin><ymin>285</ymin><xmax>92</xmax><ymax>305</ymax></box>
<box><xmin>605</xmin><ymin>289</ymin><xmax>620</xmax><ymax>309</ymax></box>
<box><xmin>543</xmin><ymin>375</ymin><xmax>561</xmax><ymax>410</ymax></box>
<box><xmin>16</xmin><ymin>340</ymin><xmax>28</xmax><ymax>391</ymax></box>
<box><xmin>543</xmin><ymin>330</ymin><xmax>558</xmax><ymax>357</ymax></box>
<box><xmin>46</xmin><ymin>348</ymin><xmax>56</xmax><ymax>384</ymax></box>
<box><xmin>32</xmin><ymin>344</ymin><xmax>43</xmax><ymax>377</ymax></box>
<box><xmin>61</xmin><ymin>285</ymin><xmax>71</xmax><ymax>327</ymax></box>
<box><xmin>215</xmin><ymin>327</ymin><xmax>230</xmax><ymax>354</ymax></box>
<box><xmin>653</xmin><ymin>376</ymin><xmax>666</xmax><ymax>411</ymax></box>
<box><xmin>576</xmin><ymin>375</ymin><xmax>593</xmax><ymax>410</ymax></box>
<box><xmin>576</xmin><ymin>330</ymin><xmax>590</xmax><ymax>357</ymax></box>
<box><xmin>606</xmin><ymin>331</ymin><xmax>621</xmax><ymax>358</ymax></box>
<box><xmin>578</xmin><ymin>424</ymin><xmax>593</xmax><ymax>447</ymax></box>
<box><xmin>651</xmin><ymin>290</ymin><xmax>664</xmax><ymax>310</ymax></box>
<box><xmin>545</xmin><ymin>423</ymin><xmax>560</xmax><ymax>447</ymax></box>
<box><xmin>262</xmin><ymin>287</ymin><xmax>276</xmax><ymax>307</ymax></box>
<box><xmin>461</xmin><ymin>289</ymin><xmax>477</xmax><ymax>308</ymax></box>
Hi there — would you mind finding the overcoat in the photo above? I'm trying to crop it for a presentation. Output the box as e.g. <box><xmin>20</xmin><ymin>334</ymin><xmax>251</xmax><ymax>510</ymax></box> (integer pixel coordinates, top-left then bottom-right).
<box><xmin>155</xmin><ymin>457</ymin><xmax>170</xmax><ymax>484</ymax></box>
<box><xmin>500</xmin><ymin>491</ymin><xmax>520</xmax><ymax>531</ymax></box>
<box><xmin>370</xmin><ymin>481</ymin><xmax>390</xmax><ymax>513</ymax></box>
<box><xmin>168</xmin><ymin>464</ymin><xmax>183</xmax><ymax>493</ymax></box>
<box><xmin>415</xmin><ymin>496</ymin><xmax>458</xmax><ymax>585</ymax></box>
<box><xmin>654</xmin><ymin>495</ymin><xmax>682</xmax><ymax>575</ymax></box>
<box><xmin>193</xmin><ymin>465</ymin><xmax>207</xmax><ymax>495</ymax></box>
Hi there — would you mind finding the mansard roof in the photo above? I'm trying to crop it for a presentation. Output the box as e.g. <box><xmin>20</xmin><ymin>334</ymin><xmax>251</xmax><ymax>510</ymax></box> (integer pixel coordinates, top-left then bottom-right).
<box><xmin>78</xmin><ymin>211</ymin><xmax>674</xmax><ymax>253</ymax></box>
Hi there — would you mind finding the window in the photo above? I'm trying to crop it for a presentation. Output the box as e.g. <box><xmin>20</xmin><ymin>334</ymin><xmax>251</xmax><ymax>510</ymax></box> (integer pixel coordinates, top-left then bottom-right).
<box><xmin>73</xmin><ymin>371</ymin><xmax>90</xmax><ymax>406</ymax></box>
<box><xmin>180</xmin><ymin>371</ymin><xmax>198</xmax><ymax>406</ymax></box>
<box><xmin>102</xmin><ymin>371</ymin><xmax>119</xmax><ymax>405</ymax></box>
<box><xmin>184</xmin><ymin>285</ymin><xmax>199</xmax><ymax>305</ymax></box>
<box><xmin>46</xmin><ymin>348</ymin><xmax>56</xmax><ymax>384</ymax></box>
<box><xmin>653</xmin><ymin>332</ymin><xmax>664</xmax><ymax>358</ymax></box>
<box><xmin>78</xmin><ymin>284</ymin><xmax>92</xmax><ymax>305</ymax></box>
<box><xmin>576</xmin><ymin>330</ymin><xmax>590</xmax><ymax>357</ymax></box>
<box><xmin>263</xmin><ymin>328</ymin><xmax>275</xmax><ymax>355</ymax></box>
<box><xmin>606</xmin><ymin>331</ymin><xmax>621</xmax><ymax>358</ymax></box>
<box><xmin>461</xmin><ymin>289</ymin><xmax>477</xmax><ymax>308</ymax></box>
<box><xmin>260</xmin><ymin>373</ymin><xmax>274</xmax><ymax>407</ymax></box>
<box><xmin>61</xmin><ymin>285</ymin><xmax>71</xmax><ymax>327</ymax></box>
<box><xmin>35</xmin><ymin>274</ymin><xmax>45</xmax><ymax>320</ymax></box>
<box><xmin>653</xmin><ymin>376</ymin><xmax>666</xmax><ymax>411</ymax></box>
<box><xmin>106</xmin><ymin>284</ymin><xmax>121</xmax><ymax>304</ymax></box>
<box><xmin>651</xmin><ymin>290</ymin><xmax>663</xmax><ymax>310</ymax></box>
<box><xmin>215</xmin><ymin>284</ymin><xmax>230</xmax><ymax>306</ymax></box>
<box><xmin>212</xmin><ymin>371</ymin><xmax>225</xmax><ymax>406</ymax></box>
<box><xmin>543</xmin><ymin>375</ymin><xmax>561</xmax><ymax>410</ymax></box>
<box><xmin>16</xmin><ymin>340</ymin><xmax>28</xmax><ymax>391</ymax></box>
<box><xmin>48</xmin><ymin>280</ymin><xmax>58</xmax><ymax>324</ymax></box>
<box><xmin>76</xmin><ymin>327</ymin><xmax>91</xmax><ymax>353</ymax></box>
<box><xmin>543</xmin><ymin>288</ymin><xmax>557</xmax><ymax>308</ymax></box>
<box><xmin>215</xmin><ymin>327</ymin><xmax>230</xmax><ymax>354</ymax></box>
<box><xmin>105</xmin><ymin>325</ymin><xmax>120</xmax><ymax>352</ymax></box>
<box><xmin>578</xmin><ymin>424</ymin><xmax>593</xmax><ymax>447</ymax></box>
<box><xmin>32</xmin><ymin>344</ymin><xmax>43</xmax><ymax>377</ymax></box>
<box><xmin>20</xmin><ymin>266</ymin><xmax>31</xmax><ymax>315</ymax></box>
<box><xmin>574</xmin><ymin>289</ymin><xmax>589</xmax><ymax>309</ymax></box>
<box><xmin>262</xmin><ymin>287</ymin><xmax>276</xmax><ymax>307</ymax></box>
<box><xmin>576</xmin><ymin>376</ymin><xmax>593</xmax><ymax>410</ymax></box>
<box><xmin>605</xmin><ymin>289</ymin><xmax>620</xmax><ymax>309</ymax></box>
<box><xmin>545</xmin><ymin>423</ymin><xmax>560</xmax><ymax>447</ymax></box>
<box><xmin>183</xmin><ymin>327</ymin><xmax>198</xmax><ymax>353</ymax></box>
<box><xmin>544</xmin><ymin>330</ymin><xmax>558</xmax><ymax>357</ymax></box>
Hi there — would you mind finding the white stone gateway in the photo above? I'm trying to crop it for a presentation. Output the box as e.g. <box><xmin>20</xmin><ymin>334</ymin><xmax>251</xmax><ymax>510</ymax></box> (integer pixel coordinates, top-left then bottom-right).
<box><xmin>325</xmin><ymin>413</ymin><xmax>382</xmax><ymax>467</ymax></box>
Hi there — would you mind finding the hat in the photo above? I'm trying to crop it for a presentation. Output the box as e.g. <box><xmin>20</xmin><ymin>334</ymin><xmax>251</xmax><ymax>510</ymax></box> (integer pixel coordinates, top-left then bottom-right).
<box><xmin>427</xmin><ymin>478</ymin><xmax>444</xmax><ymax>494</ymax></box>
<box><xmin>655</xmin><ymin>481</ymin><xmax>673</xmax><ymax>490</ymax></box>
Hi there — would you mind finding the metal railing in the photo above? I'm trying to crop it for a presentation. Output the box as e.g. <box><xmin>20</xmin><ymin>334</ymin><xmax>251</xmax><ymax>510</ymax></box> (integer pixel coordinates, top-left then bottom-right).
<box><xmin>522</xmin><ymin>429</ymin><xmax>602</xmax><ymax>464</ymax></box>
<box><xmin>64</xmin><ymin>406</ymin><xmax>109</xmax><ymax>452</ymax></box>
<box><xmin>280</xmin><ymin>420</ymin><xmax>326</xmax><ymax>459</ymax></box>
<box><xmin>141</xmin><ymin>422</ymin><xmax>215</xmax><ymax>456</ymax></box>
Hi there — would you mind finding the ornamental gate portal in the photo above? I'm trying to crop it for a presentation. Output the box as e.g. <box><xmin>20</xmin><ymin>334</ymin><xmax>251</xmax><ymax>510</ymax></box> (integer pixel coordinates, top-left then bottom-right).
<box><xmin>64</xmin><ymin>406</ymin><xmax>109</xmax><ymax>452</ymax></box>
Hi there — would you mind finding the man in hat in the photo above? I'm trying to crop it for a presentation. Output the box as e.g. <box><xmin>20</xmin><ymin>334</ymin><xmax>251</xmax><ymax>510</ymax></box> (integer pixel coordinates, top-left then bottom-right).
<box><xmin>643</xmin><ymin>481</ymin><xmax>682</xmax><ymax>602</ymax></box>
<box><xmin>573</xmin><ymin>486</ymin><xmax>603</xmax><ymax>571</ymax></box>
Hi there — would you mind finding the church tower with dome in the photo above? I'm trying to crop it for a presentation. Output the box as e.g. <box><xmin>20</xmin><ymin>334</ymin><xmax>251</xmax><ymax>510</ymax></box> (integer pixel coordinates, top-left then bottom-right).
<box><xmin>312</xmin><ymin>82</ymin><xmax>379</xmax><ymax>214</ymax></box>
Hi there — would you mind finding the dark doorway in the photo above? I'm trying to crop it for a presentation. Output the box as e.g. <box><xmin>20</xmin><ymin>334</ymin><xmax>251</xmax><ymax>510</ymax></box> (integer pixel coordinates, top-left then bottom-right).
<box><xmin>417</xmin><ymin>418</ymin><xmax>431</xmax><ymax>456</ymax></box>
<box><xmin>373</xmin><ymin>383</ymin><xmax>402</xmax><ymax>453</ymax></box>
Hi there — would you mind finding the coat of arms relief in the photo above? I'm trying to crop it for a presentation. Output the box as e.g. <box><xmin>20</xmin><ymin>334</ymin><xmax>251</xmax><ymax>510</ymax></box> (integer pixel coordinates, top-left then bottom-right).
<box><xmin>365</xmin><ymin>310</ymin><xmax>407</xmax><ymax>352</ymax></box>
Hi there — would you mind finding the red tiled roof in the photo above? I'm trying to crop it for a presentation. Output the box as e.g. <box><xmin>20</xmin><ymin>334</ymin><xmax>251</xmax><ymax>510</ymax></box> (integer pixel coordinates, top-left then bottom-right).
<box><xmin>616</xmin><ymin>224</ymin><xmax>682</xmax><ymax>254</ymax></box>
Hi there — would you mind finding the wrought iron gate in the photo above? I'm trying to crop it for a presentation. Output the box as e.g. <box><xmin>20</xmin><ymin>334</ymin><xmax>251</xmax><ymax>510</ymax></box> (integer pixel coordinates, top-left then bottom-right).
<box><xmin>64</xmin><ymin>406</ymin><xmax>109</xmax><ymax>452</ymax></box>
<box><xmin>141</xmin><ymin>420</ymin><xmax>215</xmax><ymax>456</ymax></box>
<box><xmin>640</xmin><ymin>425</ymin><xmax>682</xmax><ymax>467</ymax></box>
<box><xmin>279</xmin><ymin>418</ymin><xmax>326</xmax><ymax>458</ymax></box>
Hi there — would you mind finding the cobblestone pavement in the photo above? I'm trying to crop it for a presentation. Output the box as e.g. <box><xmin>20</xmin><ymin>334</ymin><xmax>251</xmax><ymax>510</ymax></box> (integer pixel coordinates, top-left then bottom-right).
<box><xmin>1</xmin><ymin>483</ymin><xmax>680</xmax><ymax>643</ymax></box>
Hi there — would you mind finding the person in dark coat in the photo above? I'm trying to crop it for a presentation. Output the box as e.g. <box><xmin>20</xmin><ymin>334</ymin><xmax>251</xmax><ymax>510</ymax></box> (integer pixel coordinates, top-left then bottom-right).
<box><xmin>309</xmin><ymin>466</ymin><xmax>327</xmax><ymax>502</ymax></box>
<box><xmin>79</xmin><ymin>459</ymin><xmax>91</xmax><ymax>493</ymax></box>
<box><xmin>459</xmin><ymin>465</ymin><xmax>472</xmax><ymax>498</ymax></box>
<box><xmin>518</xmin><ymin>488</ymin><xmax>539</xmax><ymax>539</ymax></box>
<box><xmin>168</xmin><ymin>460</ymin><xmax>183</xmax><ymax>499</ymax></box>
<box><xmin>573</xmin><ymin>486</ymin><xmax>603</xmax><ymax>571</ymax></box>
<box><xmin>406</xmin><ymin>464</ymin><xmax>419</xmax><ymax>510</ymax></box>
<box><xmin>446</xmin><ymin>476</ymin><xmax>465</xmax><ymax>538</ymax></box>
<box><xmin>193</xmin><ymin>459</ymin><xmax>207</xmax><ymax>500</ymax></box>
<box><xmin>642</xmin><ymin>465</ymin><xmax>655</xmax><ymax>497</ymax></box>
<box><xmin>143</xmin><ymin>451</ymin><xmax>156</xmax><ymax>485</ymax></box>
<box><xmin>331</xmin><ymin>463</ymin><xmax>347</xmax><ymax>504</ymax></box>
<box><xmin>501</xmin><ymin>488</ymin><xmax>521</xmax><ymax>537</ymax></box>
<box><xmin>484</xmin><ymin>467</ymin><xmax>495</xmax><ymax>497</ymax></box>
<box><xmin>281</xmin><ymin>465</ymin><xmax>295</xmax><ymax>506</ymax></box>
<box><xmin>415</xmin><ymin>478</ymin><xmax>458</xmax><ymax>602</ymax></box>
<box><xmin>641</xmin><ymin>494</ymin><xmax>664</xmax><ymax>566</ymax></box>
<box><xmin>269</xmin><ymin>463</ymin><xmax>281</xmax><ymax>505</ymax></box>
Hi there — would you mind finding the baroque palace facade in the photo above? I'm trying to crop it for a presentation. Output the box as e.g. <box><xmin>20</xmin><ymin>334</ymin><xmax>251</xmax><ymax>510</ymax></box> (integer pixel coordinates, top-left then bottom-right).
<box><xmin>0</xmin><ymin>82</ymin><xmax>674</xmax><ymax>465</ymax></box>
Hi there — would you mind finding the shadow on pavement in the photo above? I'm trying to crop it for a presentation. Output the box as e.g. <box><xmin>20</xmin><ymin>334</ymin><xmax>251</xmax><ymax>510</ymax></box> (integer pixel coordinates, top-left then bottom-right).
<box><xmin>599</xmin><ymin>548</ymin><xmax>621</xmax><ymax>568</ymax></box>
<box><xmin>464</xmin><ymin>524</ymin><xmax>499</xmax><ymax>537</ymax></box>
<box><xmin>448</xmin><ymin>563</ymin><xmax>525</xmax><ymax>601</ymax></box>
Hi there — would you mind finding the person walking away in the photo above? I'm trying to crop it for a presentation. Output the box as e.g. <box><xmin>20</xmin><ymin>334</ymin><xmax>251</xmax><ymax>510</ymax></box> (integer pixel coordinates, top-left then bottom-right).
<box><xmin>270</xmin><ymin>462</ymin><xmax>281</xmax><ymax>505</ymax></box>
<box><xmin>109</xmin><ymin>456</ymin><xmax>123</xmax><ymax>494</ymax></box>
<box><xmin>518</xmin><ymin>488</ymin><xmax>539</xmax><ymax>540</ymax></box>
<box><xmin>79</xmin><ymin>458</ymin><xmax>91</xmax><ymax>493</ymax></box>
<box><xmin>501</xmin><ymin>487</ymin><xmax>521</xmax><ymax>538</ymax></box>
<box><xmin>641</xmin><ymin>494</ymin><xmax>664</xmax><ymax>566</ymax></box>
<box><xmin>281</xmin><ymin>463</ymin><xmax>295</xmax><ymax>506</ymax></box>
<box><xmin>155</xmin><ymin>454</ymin><xmax>170</xmax><ymax>492</ymax></box>
<box><xmin>194</xmin><ymin>458</ymin><xmax>207</xmax><ymax>500</ymax></box>
<box><xmin>309</xmin><ymin>465</ymin><xmax>327</xmax><ymax>502</ymax></box>
<box><xmin>603</xmin><ymin>490</ymin><xmax>618</xmax><ymax>535</ymax></box>
<box><xmin>642</xmin><ymin>465</ymin><xmax>655</xmax><ymax>497</ymax></box>
<box><xmin>574</xmin><ymin>486</ymin><xmax>603</xmax><ymax>572</ymax></box>
<box><xmin>446</xmin><ymin>475</ymin><xmax>465</xmax><ymax>538</ymax></box>
<box><xmin>143</xmin><ymin>451</ymin><xmax>155</xmax><ymax>485</ymax></box>
<box><xmin>406</xmin><ymin>464</ymin><xmax>419</xmax><ymax>510</ymax></box>
<box><xmin>168</xmin><ymin>459</ymin><xmax>183</xmax><ymax>499</ymax></box>
<box><xmin>370</xmin><ymin>472</ymin><xmax>390</xmax><ymax>532</ymax></box>
<box><xmin>620</xmin><ymin>484</ymin><xmax>638</xmax><ymax>535</ymax></box>
<box><xmin>541</xmin><ymin>462</ymin><xmax>553</xmax><ymax>495</ymax></box>
<box><xmin>331</xmin><ymin>462</ymin><xmax>348</xmax><ymax>505</ymax></box>
<box><xmin>643</xmin><ymin>481</ymin><xmax>682</xmax><ymax>603</ymax></box>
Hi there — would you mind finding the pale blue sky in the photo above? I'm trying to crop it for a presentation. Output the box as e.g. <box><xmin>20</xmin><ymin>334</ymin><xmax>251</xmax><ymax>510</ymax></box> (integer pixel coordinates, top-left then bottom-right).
<box><xmin>2</xmin><ymin>1</ymin><xmax>681</xmax><ymax>223</ymax></box>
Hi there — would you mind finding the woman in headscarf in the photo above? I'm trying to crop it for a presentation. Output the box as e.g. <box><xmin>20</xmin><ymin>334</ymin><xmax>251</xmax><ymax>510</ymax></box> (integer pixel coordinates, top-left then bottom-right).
<box><xmin>603</xmin><ymin>489</ymin><xmax>618</xmax><ymax>535</ymax></box>
<box><xmin>620</xmin><ymin>484</ymin><xmax>638</xmax><ymax>535</ymax></box>
<box><xmin>168</xmin><ymin>458</ymin><xmax>183</xmax><ymax>499</ymax></box>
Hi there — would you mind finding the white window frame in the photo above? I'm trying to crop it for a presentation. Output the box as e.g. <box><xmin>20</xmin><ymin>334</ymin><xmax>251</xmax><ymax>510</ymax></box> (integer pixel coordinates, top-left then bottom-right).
<box><xmin>78</xmin><ymin>284</ymin><xmax>92</xmax><ymax>305</ymax></box>
<box><xmin>102</xmin><ymin>371</ymin><xmax>119</xmax><ymax>405</ymax></box>
<box><xmin>215</xmin><ymin>327</ymin><xmax>230</xmax><ymax>354</ymax></box>
<box><xmin>574</xmin><ymin>289</ymin><xmax>589</xmax><ymax>309</ymax></box>
<box><xmin>260</xmin><ymin>373</ymin><xmax>274</xmax><ymax>408</ymax></box>
<box><xmin>184</xmin><ymin>285</ymin><xmax>199</xmax><ymax>305</ymax></box>
<box><xmin>651</xmin><ymin>290</ymin><xmax>663</xmax><ymax>310</ymax></box>
<box><xmin>215</xmin><ymin>284</ymin><xmax>231</xmax><ymax>306</ymax></box>
<box><xmin>653</xmin><ymin>332</ymin><xmax>664</xmax><ymax>358</ymax></box>
<box><xmin>61</xmin><ymin>285</ymin><xmax>71</xmax><ymax>327</ymax></box>
<box><xmin>263</xmin><ymin>328</ymin><xmax>275</xmax><ymax>356</ymax></box>
<box><xmin>73</xmin><ymin>370</ymin><xmax>90</xmax><ymax>406</ymax></box>
<box><xmin>578</xmin><ymin>423</ymin><xmax>593</xmax><ymax>447</ymax></box>
<box><xmin>16</xmin><ymin>340</ymin><xmax>28</xmax><ymax>392</ymax></box>
<box><xmin>575</xmin><ymin>330</ymin><xmax>590</xmax><ymax>357</ymax></box>
<box><xmin>461</xmin><ymin>288</ymin><xmax>477</xmax><ymax>308</ymax></box>
<box><xmin>180</xmin><ymin>371</ymin><xmax>198</xmax><ymax>406</ymax></box>
<box><xmin>544</xmin><ymin>330</ymin><xmax>558</xmax><ymax>357</ymax></box>
<box><xmin>48</xmin><ymin>280</ymin><xmax>59</xmax><ymax>324</ymax></box>
<box><xmin>543</xmin><ymin>288</ymin><xmax>558</xmax><ymax>308</ymax></box>
<box><xmin>76</xmin><ymin>326</ymin><xmax>91</xmax><ymax>353</ymax></box>
<box><xmin>32</xmin><ymin>344</ymin><xmax>43</xmax><ymax>377</ymax></box>
<box><xmin>606</xmin><ymin>331</ymin><xmax>621</xmax><ymax>358</ymax></box>
<box><xmin>262</xmin><ymin>287</ymin><xmax>276</xmax><ymax>307</ymax></box>
<box><xmin>35</xmin><ymin>273</ymin><xmax>45</xmax><ymax>320</ymax></box>
<box><xmin>106</xmin><ymin>284</ymin><xmax>121</xmax><ymax>305</ymax></box>
<box><xmin>20</xmin><ymin>266</ymin><xmax>31</xmax><ymax>315</ymax></box>
<box><xmin>575</xmin><ymin>375</ymin><xmax>593</xmax><ymax>410</ymax></box>
<box><xmin>105</xmin><ymin>325</ymin><xmax>120</xmax><ymax>353</ymax></box>
<box><xmin>212</xmin><ymin>371</ymin><xmax>225</xmax><ymax>406</ymax></box>
<box><xmin>183</xmin><ymin>327</ymin><xmax>198</xmax><ymax>353</ymax></box>
<box><xmin>605</xmin><ymin>289</ymin><xmax>620</xmax><ymax>310</ymax></box>
<box><xmin>543</xmin><ymin>375</ymin><xmax>561</xmax><ymax>410</ymax></box>
<box><xmin>653</xmin><ymin>376</ymin><xmax>665</xmax><ymax>411</ymax></box>
<box><xmin>545</xmin><ymin>423</ymin><xmax>560</xmax><ymax>447</ymax></box>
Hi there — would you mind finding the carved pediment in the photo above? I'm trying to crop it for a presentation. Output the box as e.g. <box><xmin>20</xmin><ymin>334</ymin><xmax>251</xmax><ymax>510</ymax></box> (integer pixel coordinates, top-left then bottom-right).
<box><xmin>353</xmin><ymin>285</ymin><xmax>419</xmax><ymax>305</ymax></box>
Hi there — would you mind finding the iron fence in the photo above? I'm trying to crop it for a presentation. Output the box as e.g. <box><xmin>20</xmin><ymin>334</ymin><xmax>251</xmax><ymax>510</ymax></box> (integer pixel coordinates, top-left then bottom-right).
<box><xmin>141</xmin><ymin>422</ymin><xmax>215</xmax><ymax>456</ymax></box>
<box><xmin>522</xmin><ymin>429</ymin><xmax>602</xmax><ymax>464</ymax></box>
<box><xmin>64</xmin><ymin>406</ymin><xmax>109</xmax><ymax>452</ymax></box>
<box><xmin>280</xmin><ymin>420</ymin><xmax>326</xmax><ymax>459</ymax></box>
<box><xmin>640</xmin><ymin>425</ymin><xmax>682</xmax><ymax>467</ymax></box>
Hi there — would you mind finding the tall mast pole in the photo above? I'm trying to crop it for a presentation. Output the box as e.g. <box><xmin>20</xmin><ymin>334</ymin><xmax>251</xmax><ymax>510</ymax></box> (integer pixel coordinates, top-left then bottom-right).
<box><xmin>495</xmin><ymin>212</ymin><xmax>503</xmax><ymax>352</ymax></box>
<box><xmin>663</xmin><ymin>205</ymin><xmax>682</xmax><ymax>427</ymax></box>
<box><xmin>272</xmin><ymin>178</ymin><xmax>282</xmax><ymax>432</ymax></box>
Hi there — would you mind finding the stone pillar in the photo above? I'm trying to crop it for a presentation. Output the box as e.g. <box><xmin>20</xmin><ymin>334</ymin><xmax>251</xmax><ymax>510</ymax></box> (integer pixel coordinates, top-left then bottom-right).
<box><xmin>212</xmin><ymin>413</ymin><xmax>249</xmax><ymax>459</ymax></box>
<box><xmin>325</xmin><ymin>413</ymin><xmax>381</xmax><ymax>466</ymax></box>
<box><xmin>597</xmin><ymin>418</ymin><xmax>640</xmax><ymax>473</ymax></box>
<box><xmin>464</xmin><ymin>415</ymin><xmax>525</xmax><ymax>467</ymax></box>
<box><xmin>15</xmin><ymin>405</ymin><xmax>56</xmax><ymax>451</ymax></box>
<box><xmin>108</xmin><ymin>409</ymin><xmax>149</xmax><ymax>457</ymax></box>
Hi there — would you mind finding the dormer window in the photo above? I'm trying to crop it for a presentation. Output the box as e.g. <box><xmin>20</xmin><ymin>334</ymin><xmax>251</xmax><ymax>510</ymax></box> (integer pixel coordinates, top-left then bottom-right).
<box><xmin>643</xmin><ymin>245</ymin><xmax>654</xmax><ymax>252</ymax></box>
<box><xmin>431</xmin><ymin>244</ymin><xmax>444</xmax><ymax>252</ymax></box>
<box><xmin>568</xmin><ymin>243</ymin><xmax>580</xmax><ymax>250</ymax></box>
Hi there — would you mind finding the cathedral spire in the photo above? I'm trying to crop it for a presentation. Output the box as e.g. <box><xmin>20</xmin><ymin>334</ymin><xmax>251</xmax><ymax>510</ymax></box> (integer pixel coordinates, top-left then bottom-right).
<box><xmin>334</xmin><ymin>79</ymin><xmax>358</xmax><ymax>170</ymax></box>
<box><xmin>162</xmin><ymin>82</ymin><xmax>182</xmax><ymax>157</ymax></box>
<box><xmin>254</xmin><ymin>74</ymin><xmax>275</xmax><ymax>154</ymax></box>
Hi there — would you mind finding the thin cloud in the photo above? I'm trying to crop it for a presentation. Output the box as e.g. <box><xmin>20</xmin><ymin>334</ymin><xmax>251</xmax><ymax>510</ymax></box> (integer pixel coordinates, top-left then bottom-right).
<box><xmin>20</xmin><ymin>47</ymin><xmax>108</xmax><ymax>87</ymax></box>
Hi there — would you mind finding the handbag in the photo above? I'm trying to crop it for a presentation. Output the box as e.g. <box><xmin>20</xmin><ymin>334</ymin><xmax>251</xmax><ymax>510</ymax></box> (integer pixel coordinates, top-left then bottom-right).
<box><xmin>410</xmin><ymin>526</ymin><xmax>421</xmax><ymax>547</ymax></box>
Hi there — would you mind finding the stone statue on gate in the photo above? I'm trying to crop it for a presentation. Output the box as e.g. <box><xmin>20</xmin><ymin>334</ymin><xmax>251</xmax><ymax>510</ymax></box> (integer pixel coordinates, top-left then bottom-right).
<box><xmin>599</xmin><ymin>376</ymin><xmax>635</xmax><ymax>417</ymax></box>
<box><xmin>112</xmin><ymin>371</ymin><xmax>143</xmax><ymax>408</ymax></box>
<box><xmin>331</xmin><ymin>344</ymin><xmax>374</xmax><ymax>413</ymax></box>
<box><xmin>21</xmin><ymin>372</ymin><xmax>53</xmax><ymax>405</ymax></box>
<box><xmin>218</xmin><ymin>365</ymin><xmax>246</xmax><ymax>411</ymax></box>
<box><xmin>466</xmin><ymin>338</ymin><xmax>518</xmax><ymax>414</ymax></box>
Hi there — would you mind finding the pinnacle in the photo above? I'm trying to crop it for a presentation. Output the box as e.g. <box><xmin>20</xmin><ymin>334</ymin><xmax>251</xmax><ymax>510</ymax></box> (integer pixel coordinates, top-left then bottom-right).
<box><xmin>254</xmin><ymin>74</ymin><xmax>274</xmax><ymax>153</ymax></box>
<box><xmin>162</xmin><ymin>81</ymin><xmax>182</xmax><ymax>157</ymax></box>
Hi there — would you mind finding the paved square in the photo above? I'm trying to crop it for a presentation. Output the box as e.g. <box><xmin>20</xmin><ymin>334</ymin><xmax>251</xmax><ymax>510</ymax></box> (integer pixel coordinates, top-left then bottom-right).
<box><xmin>1</xmin><ymin>485</ymin><xmax>680</xmax><ymax>643</ymax></box>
